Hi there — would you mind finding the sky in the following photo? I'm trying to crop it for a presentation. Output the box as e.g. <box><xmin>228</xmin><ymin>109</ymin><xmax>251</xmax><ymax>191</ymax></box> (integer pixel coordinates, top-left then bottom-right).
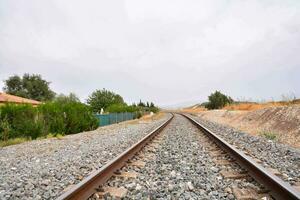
<box><xmin>0</xmin><ymin>0</ymin><xmax>299</xmax><ymax>107</ymax></box>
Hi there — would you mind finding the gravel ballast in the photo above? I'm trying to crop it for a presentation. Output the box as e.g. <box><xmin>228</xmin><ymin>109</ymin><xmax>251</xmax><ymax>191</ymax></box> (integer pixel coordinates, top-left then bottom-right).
<box><xmin>100</xmin><ymin>114</ymin><xmax>260</xmax><ymax>199</ymax></box>
<box><xmin>192</xmin><ymin>114</ymin><xmax>300</xmax><ymax>184</ymax></box>
<box><xmin>0</xmin><ymin>115</ymin><xmax>170</xmax><ymax>200</ymax></box>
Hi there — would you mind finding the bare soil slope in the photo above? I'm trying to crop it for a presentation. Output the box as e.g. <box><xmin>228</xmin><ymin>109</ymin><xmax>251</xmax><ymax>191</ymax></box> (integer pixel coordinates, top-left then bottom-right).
<box><xmin>195</xmin><ymin>105</ymin><xmax>300</xmax><ymax>148</ymax></box>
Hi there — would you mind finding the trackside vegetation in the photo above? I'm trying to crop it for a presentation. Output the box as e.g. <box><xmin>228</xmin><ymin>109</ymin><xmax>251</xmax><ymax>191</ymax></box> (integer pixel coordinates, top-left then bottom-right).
<box><xmin>203</xmin><ymin>91</ymin><xmax>234</xmax><ymax>110</ymax></box>
<box><xmin>87</xmin><ymin>88</ymin><xmax>160</xmax><ymax>115</ymax></box>
<box><xmin>1</xmin><ymin>73</ymin><xmax>160</xmax><ymax>146</ymax></box>
<box><xmin>0</xmin><ymin>102</ymin><xmax>99</xmax><ymax>143</ymax></box>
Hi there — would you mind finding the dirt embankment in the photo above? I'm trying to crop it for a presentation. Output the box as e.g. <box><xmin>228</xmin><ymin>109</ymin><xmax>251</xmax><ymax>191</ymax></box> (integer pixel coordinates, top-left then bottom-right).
<box><xmin>194</xmin><ymin>105</ymin><xmax>300</xmax><ymax>148</ymax></box>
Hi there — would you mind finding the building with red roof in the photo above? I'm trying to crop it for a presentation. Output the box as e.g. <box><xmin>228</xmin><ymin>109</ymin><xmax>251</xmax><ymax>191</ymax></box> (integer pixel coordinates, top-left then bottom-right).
<box><xmin>0</xmin><ymin>92</ymin><xmax>41</xmax><ymax>106</ymax></box>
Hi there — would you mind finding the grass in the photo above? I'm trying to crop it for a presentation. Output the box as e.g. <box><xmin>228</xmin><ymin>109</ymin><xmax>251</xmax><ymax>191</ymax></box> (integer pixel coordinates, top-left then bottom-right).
<box><xmin>45</xmin><ymin>133</ymin><xmax>64</xmax><ymax>139</ymax></box>
<box><xmin>223</xmin><ymin>100</ymin><xmax>300</xmax><ymax>111</ymax></box>
<box><xmin>55</xmin><ymin>133</ymin><xmax>64</xmax><ymax>140</ymax></box>
<box><xmin>182</xmin><ymin>98</ymin><xmax>300</xmax><ymax>113</ymax></box>
<box><xmin>259</xmin><ymin>130</ymin><xmax>278</xmax><ymax>141</ymax></box>
<box><xmin>0</xmin><ymin>133</ymin><xmax>66</xmax><ymax>147</ymax></box>
<box><xmin>140</xmin><ymin>112</ymin><xmax>165</xmax><ymax>121</ymax></box>
<box><xmin>0</xmin><ymin>137</ymin><xmax>30</xmax><ymax>147</ymax></box>
<box><xmin>181</xmin><ymin>107</ymin><xmax>207</xmax><ymax>113</ymax></box>
<box><xmin>223</xmin><ymin>102</ymin><xmax>283</xmax><ymax>111</ymax></box>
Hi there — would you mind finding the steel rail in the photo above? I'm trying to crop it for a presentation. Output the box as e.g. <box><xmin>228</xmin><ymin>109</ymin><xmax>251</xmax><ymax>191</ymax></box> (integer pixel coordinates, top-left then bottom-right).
<box><xmin>182</xmin><ymin>113</ymin><xmax>300</xmax><ymax>200</ymax></box>
<box><xmin>57</xmin><ymin>114</ymin><xmax>174</xmax><ymax>200</ymax></box>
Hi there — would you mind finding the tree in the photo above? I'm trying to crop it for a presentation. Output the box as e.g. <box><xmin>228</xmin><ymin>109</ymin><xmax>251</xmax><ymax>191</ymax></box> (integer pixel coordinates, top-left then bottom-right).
<box><xmin>205</xmin><ymin>91</ymin><xmax>233</xmax><ymax>110</ymax></box>
<box><xmin>3</xmin><ymin>74</ymin><xmax>55</xmax><ymax>101</ymax></box>
<box><xmin>87</xmin><ymin>89</ymin><xmax>125</xmax><ymax>113</ymax></box>
<box><xmin>138</xmin><ymin>100</ymin><xmax>145</xmax><ymax>107</ymax></box>
<box><xmin>54</xmin><ymin>93</ymin><xmax>80</xmax><ymax>103</ymax></box>
<box><xmin>131</xmin><ymin>103</ymin><xmax>137</xmax><ymax>107</ymax></box>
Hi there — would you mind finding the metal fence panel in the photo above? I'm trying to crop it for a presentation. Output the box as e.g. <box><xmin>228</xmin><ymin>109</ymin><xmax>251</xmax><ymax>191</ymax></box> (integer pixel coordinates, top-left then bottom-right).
<box><xmin>95</xmin><ymin>112</ymin><xmax>136</xmax><ymax>127</ymax></box>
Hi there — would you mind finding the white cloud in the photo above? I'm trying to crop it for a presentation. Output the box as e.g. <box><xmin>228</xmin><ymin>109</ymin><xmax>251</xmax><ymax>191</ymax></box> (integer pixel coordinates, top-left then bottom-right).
<box><xmin>0</xmin><ymin>0</ymin><xmax>299</xmax><ymax>106</ymax></box>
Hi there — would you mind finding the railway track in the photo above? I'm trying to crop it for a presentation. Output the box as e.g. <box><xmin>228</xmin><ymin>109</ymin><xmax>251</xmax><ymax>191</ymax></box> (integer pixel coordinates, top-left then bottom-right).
<box><xmin>182</xmin><ymin>114</ymin><xmax>300</xmax><ymax>200</ymax></box>
<box><xmin>57</xmin><ymin>113</ymin><xmax>300</xmax><ymax>200</ymax></box>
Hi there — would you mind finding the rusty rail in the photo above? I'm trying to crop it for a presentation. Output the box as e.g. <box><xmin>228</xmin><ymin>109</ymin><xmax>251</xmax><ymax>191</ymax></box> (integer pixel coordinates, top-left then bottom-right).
<box><xmin>57</xmin><ymin>114</ymin><xmax>174</xmax><ymax>200</ymax></box>
<box><xmin>182</xmin><ymin>113</ymin><xmax>300</xmax><ymax>200</ymax></box>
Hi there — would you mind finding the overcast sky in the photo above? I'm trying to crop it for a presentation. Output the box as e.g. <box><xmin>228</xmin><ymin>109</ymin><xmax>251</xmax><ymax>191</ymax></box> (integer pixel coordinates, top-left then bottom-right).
<box><xmin>0</xmin><ymin>0</ymin><xmax>299</xmax><ymax>107</ymax></box>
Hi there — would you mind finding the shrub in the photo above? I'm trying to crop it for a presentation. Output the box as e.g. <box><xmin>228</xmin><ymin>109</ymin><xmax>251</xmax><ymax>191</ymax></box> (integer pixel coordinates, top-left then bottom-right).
<box><xmin>137</xmin><ymin>100</ymin><xmax>160</xmax><ymax>113</ymax></box>
<box><xmin>260</xmin><ymin>131</ymin><xmax>277</xmax><ymax>141</ymax></box>
<box><xmin>135</xmin><ymin>111</ymin><xmax>142</xmax><ymax>119</ymax></box>
<box><xmin>106</xmin><ymin>104</ymin><xmax>128</xmax><ymax>113</ymax></box>
<box><xmin>205</xmin><ymin>91</ymin><xmax>234</xmax><ymax>110</ymax></box>
<box><xmin>0</xmin><ymin>104</ymin><xmax>43</xmax><ymax>139</ymax></box>
<box><xmin>106</xmin><ymin>104</ymin><xmax>140</xmax><ymax>113</ymax></box>
<box><xmin>61</xmin><ymin>102</ymin><xmax>98</xmax><ymax>134</ymax></box>
<box><xmin>0</xmin><ymin>102</ymin><xmax>99</xmax><ymax>141</ymax></box>
<box><xmin>0</xmin><ymin>117</ymin><xmax>11</xmax><ymax>141</ymax></box>
<box><xmin>38</xmin><ymin>102</ymin><xmax>66</xmax><ymax>134</ymax></box>
<box><xmin>39</xmin><ymin>101</ymin><xmax>99</xmax><ymax>135</ymax></box>
<box><xmin>149</xmin><ymin>106</ymin><xmax>159</xmax><ymax>113</ymax></box>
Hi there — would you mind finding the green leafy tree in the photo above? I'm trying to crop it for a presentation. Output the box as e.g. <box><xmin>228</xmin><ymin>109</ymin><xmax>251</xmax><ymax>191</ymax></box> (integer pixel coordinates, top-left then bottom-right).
<box><xmin>54</xmin><ymin>93</ymin><xmax>80</xmax><ymax>103</ymax></box>
<box><xmin>87</xmin><ymin>89</ymin><xmax>125</xmax><ymax>113</ymax></box>
<box><xmin>3</xmin><ymin>74</ymin><xmax>55</xmax><ymax>101</ymax></box>
<box><xmin>205</xmin><ymin>91</ymin><xmax>234</xmax><ymax>110</ymax></box>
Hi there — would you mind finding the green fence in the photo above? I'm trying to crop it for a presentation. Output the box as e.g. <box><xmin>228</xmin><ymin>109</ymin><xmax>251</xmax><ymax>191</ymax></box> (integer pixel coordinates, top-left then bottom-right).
<box><xmin>95</xmin><ymin>112</ymin><xmax>137</xmax><ymax>127</ymax></box>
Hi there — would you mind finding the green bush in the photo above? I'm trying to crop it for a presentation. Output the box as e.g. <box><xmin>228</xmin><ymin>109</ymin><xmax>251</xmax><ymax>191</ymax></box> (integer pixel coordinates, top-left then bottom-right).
<box><xmin>260</xmin><ymin>131</ymin><xmax>278</xmax><ymax>140</ymax></box>
<box><xmin>39</xmin><ymin>101</ymin><xmax>99</xmax><ymax>135</ymax></box>
<box><xmin>38</xmin><ymin>102</ymin><xmax>66</xmax><ymax>135</ymax></box>
<box><xmin>61</xmin><ymin>102</ymin><xmax>99</xmax><ymax>134</ymax></box>
<box><xmin>0</xmin><ymin>102</ymin><xmax>99</xmax><ymax>141</ymax></box>
<box><xmin>106</xmin><ymin>104</ymin><xmax>140</xmax><ymax>113</ymax></box>
<box><xmin>0</xmin><ymin>117</ymin><xmax>11</xmax><ymax>141</ymax></box>
<box><xmin>135</xmin><ymin>111</ymin><xmax>142</xmax><ymax>119</ymax></box>
<box><xmin>0</xmin><ymin>104</ymin><xmax>43</xmax><ymax>139</ymax></box>
<box><xmin>105</xmin><ymin>103</ymin><xmax>158</xmax><ymax>118</ymax></box>
<box><xmin>205</xmin><ymin>91</ymin><xmax>234</xmax><ymax>110</ymax></box>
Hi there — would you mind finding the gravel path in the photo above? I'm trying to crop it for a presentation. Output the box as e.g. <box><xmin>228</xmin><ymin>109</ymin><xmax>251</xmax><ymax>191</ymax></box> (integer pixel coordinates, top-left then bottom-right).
<box><xmin>192</xmin><ymin>114</ymin><xmax>300</xmax><ymax>184</ymax></box>
<box><xmin>100</xmin><ymin>114</ymin><xmax>260</xmax><ymax>199</ymax></box>
<box><xmin>0</xmin><ymin>114</ymin><xmax>170</xmax><ymax>200</ymax></box>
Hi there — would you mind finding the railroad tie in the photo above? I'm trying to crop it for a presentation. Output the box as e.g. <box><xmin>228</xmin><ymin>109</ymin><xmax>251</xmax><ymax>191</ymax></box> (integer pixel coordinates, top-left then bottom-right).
<box><xmin>293</xmin><ymin>182</ymin><xmax>300</xmax><ymax>192</ymax></box>
<box><xmin>129</xmin><ymin>160</ymin><xmax>146</xmax><ymax>168</ymax></box>
<box><xmin>114</xmin><ymin>171</ymin><xmax>138</xmax><ymax>179</ymax></box>
<box><xmin>137</xmin><ymin>152</ymin><xmax>156</xmax><ymax>161</ymax></box>
<box><xmin>252</xmin><ymin>157</ymin><xmax>263</xmax><ymax>164</ymax></box>
<box><xmin>209</xmin><ymin>150</ymin><xmax>227</xmax><ymax>157</ymax></box>
<box><xmin>232</xmin><ymin>187</ymin><xmax>272</xmax><ymax>200</ymax></box>
<box><xmin>97</xmin><ymin>186</ymin><xmax>128</xmax><ymax>199</ymax></box>
<box><xmin>220</xmin><ymin>170</ymin><xmax>249</xmax><ymax>179</ymax></box>
<box><xmin>213</xmin><ymin>159</ymin><xmax>234</xmax><ymax>166</ymax></box>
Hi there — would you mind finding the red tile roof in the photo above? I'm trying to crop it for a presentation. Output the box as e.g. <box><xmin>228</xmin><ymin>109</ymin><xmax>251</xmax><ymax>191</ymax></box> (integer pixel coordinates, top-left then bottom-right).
<box><xmin>0</xmin><ymin>92</ymin><xmax>41</xmax><ymax>105</ymax></box>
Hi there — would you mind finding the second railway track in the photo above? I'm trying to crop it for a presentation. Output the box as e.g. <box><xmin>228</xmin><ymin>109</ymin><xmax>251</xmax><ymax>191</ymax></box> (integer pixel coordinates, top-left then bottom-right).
<box><xmin>58</xmin><ymin>113</ymin><xmax>300</xmax><ymax>200</ymax></box>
